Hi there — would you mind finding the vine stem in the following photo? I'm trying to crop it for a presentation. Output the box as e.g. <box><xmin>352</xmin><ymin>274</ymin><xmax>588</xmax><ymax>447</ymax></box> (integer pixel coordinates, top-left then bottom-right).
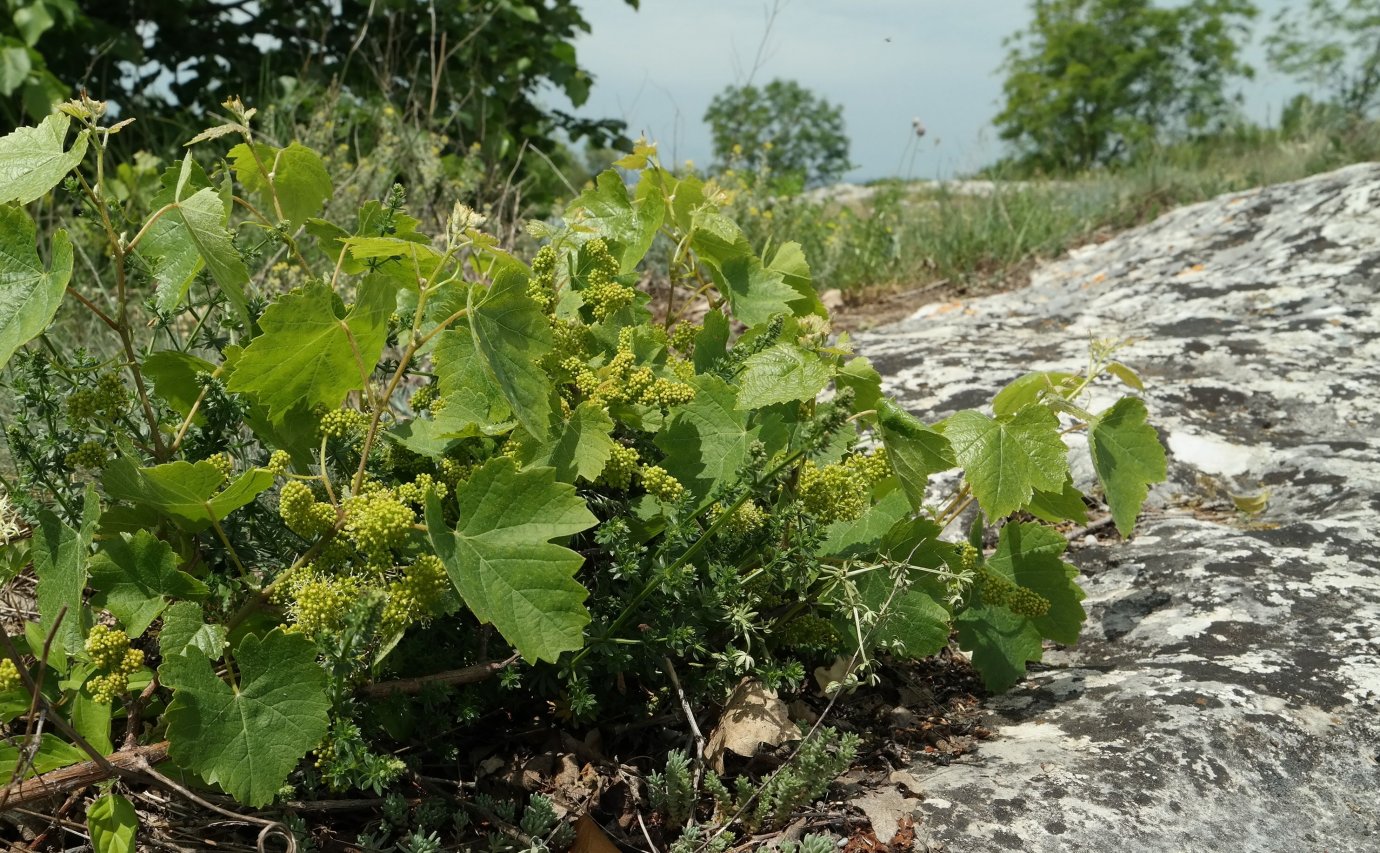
<box><xmin>73</xmin><ymin>160</ymin><xmax>167</xmax><ymax>458</ymax></box>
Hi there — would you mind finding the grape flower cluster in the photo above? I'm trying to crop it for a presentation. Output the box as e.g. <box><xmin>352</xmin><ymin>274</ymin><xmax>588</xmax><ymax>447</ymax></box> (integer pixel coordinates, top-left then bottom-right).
<box><xmin>84</xmin><ymin>625</ymin><xmax>144</xmax><ymax>704</ymax></box>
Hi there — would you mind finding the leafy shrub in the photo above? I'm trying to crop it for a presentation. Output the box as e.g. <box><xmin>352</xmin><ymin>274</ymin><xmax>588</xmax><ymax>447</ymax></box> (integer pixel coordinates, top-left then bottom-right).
<box><xmin>0</xmin><ymin>97</ymin><xmax>1164</xmax><ymax>829</ymax></box>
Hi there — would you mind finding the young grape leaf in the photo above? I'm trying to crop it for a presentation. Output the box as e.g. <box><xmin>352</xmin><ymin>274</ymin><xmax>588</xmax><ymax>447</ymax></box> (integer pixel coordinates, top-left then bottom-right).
<box><xmin>0</xmin><ymin>733</ymin><xmax>87</xmax><ymax>780</ymax></box>
<box><xmin>72</xmin><ymin>689</ymin><xmax>113</xmax><ymax>754</ymax></box>
<box><xmin>160</xmin><ymin>628</ymin><xmax>330</xmax><ymax>807</ymax></box>
<box><xmin>425</xmin><ymin>458</ymin><xmax>597</xmax><ymax>663</ymax></box>
<box><xmin>991</xmin><ymin>371</ymin><xmax>1077</xmax><ymax>417</ymax></box>
<box><xmin>692</xmin><ymin>309</ymin><xmax>730</xmax><ymax>373</ymax></box>
<box><xmin>943</xmin><ymin>405</ymin><xmax>1068</xmax><ymax>520</ymax></box>
<box><xmin>141</xmin><ymin>351</ymin><xmax>216</xmax><ymax>425</ymax></box>
<box><xmin>431</xmin><ymin>326</ymin><xmax>513</xmax><ymax>426</ymax></box>
<box><xmin>345</xmin><ymin>235</ymin><xmax>444</xmax><ymax>285</ymax></box>
<box><xmin>736</xmin><ymin>343</ymin><xmax>833</xmax><ymax>410</ymax></box>
<box><xmin>656</xmin><ymin>374</ymin><xmax>759</xmax><ymax>504</ymax></box>
<box><xmin>136</xmin><ymin>155</ymin><xmax>251</xmax><ymax>324</ymax></box>
<box><xmin>853</xmin><ymin>568</ymin><xmax>951</xmax><ymax>660</ymax></box>
<box><xmin>1026</xmin><ymin>475</ymin><xmax>1088</xmax><ymax>524</ymax></box>
<box><xmin>87</xmin><ymin>793</ymin><xmax>139</xmax><ymax>853</ymax></box>
<box><xmin>1088</xmin><ymin>396</ymin><xmax>1166</xmax><ymax>536</ymax></box>
<box><xmin>836</xmin><ymin>356</ymin><xmax>884</xmax><ymax>415</ymax></box>
<box><xmin>569</xmin><ymin>170</ymin><xmax>664</xmax><ymax>271</ymax></box>
<box><xmin>32</xmin><ymin>487</ymin><xmax>99</xmax><ymax>662</ymax></box>
<box><xmin>89</xmin><ymin>530</ymin><xmax>208</xmax><ymax>636</ymax></box>
<box><xmin>468</xmin><ymin>266</ymin><xmax>553</xmax><ymax>440</ymax></box>
<box><xmin>102</xmin><ymin>459</ymin><xmax>273</xmax><ymax>532</ymax></box>
<box><xmin>0</xmin><ymin>113</ymin><xmax>88</xmax><ymax>204</ymax></box>
<box><xmin>227</xmin><ymin>278</ymin><xmax>395</xmax><ymax>422</ymax></box>
<box><xmin>159</xmin><ymin>601</ymin><xmax>227</xmax><ymax>659</ymax></box>
<box><xmin>878</xmin><ymin>400</ymin><xmax>955</xmax><ymax>510</ymax></box>
<box><xmin>766</xmin><ymin>241</ymin><xmax>825</xmax><ymax>317</ymax></box>
<box><xmin>986</xmin><ymin>522</ymin><xmax>1085</xmax><ymax>645</ymax></box>
<box><xmin>229</xmin><ymin>142</ymin><xmax>331</xmax><ymax>229</ymax></box>
<box><xmin>517</xmin><ymin>400</ymin><xmax>616</xmax><ymax>483</ymax></box>
<box><xmin>819</xmin><ymin>489</ymin><xmax>911</xmax><ymax>558</ymax></box>
<box><xmin>690</xmin><ymin>209</ymin><xmax>802</xmax><ymax>327</ymax></box>
<box><xmin>0</xmin><ymin>204</ymin><xmax>72</xmax><ymax>372</ymax></box>
<box><xmin>956</xmin><ymin>604</ymin><xmax>1044</xmax><ymax>693</ymax></box>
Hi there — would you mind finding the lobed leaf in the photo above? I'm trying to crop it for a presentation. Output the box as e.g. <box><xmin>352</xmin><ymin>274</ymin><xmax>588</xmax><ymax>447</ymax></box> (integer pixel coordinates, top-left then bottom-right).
<box><xmin>89</xmin><ymin>530</ymin><xmax>207</xmax><ymax>636</ymax></box>
<box><xmin>1088</xmin><ymin>396</ymin><xmax>1166</xmax><ymax>536</ymax></box>
<box><xmin>0</xmin><ymin>113</ymin><xmax>88</xmax><ymax>205</ymax></box>
<box><xmin>425</xmin><ymin>458</ymin><xmax>597</xmax><ymax>663</ymax></box>
<box><xmin>735</xmin><ymin>342</ymin><xmax>833</xmax><ymax>410</ymax></box>
<box><xmin>103</xmin><ymin>459</ymin><xmax>273</xmax><ymax>532</ymax></box>
<box><xmin>943</xmin><ymin>405</ymin><xmax>1068</xmax><ymax>520</ymax></box>
<box><xmin>0</xmin><ymin>204</ymin><xmax>72</xmax><ymax>372</ymax></box>
<box><xmin>160</xmin><ymin>628</ymin><xmax>330</xmax><ymax>807</ymax></box>
<box><xmin>227</xmin><ymin>278</ymin><xmax>395</xmax><ymax>422</ymax></box>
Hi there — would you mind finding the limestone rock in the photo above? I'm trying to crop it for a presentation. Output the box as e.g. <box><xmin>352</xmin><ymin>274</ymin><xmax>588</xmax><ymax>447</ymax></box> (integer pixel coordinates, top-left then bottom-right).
<box><xmin>857</xmin><ymin>163</ymin><xmax>1380</xmax><ymax>851</ymax></box>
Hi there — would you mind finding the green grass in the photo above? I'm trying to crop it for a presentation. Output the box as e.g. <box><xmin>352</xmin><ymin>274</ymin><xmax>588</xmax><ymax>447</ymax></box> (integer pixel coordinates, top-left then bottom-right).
<box><xmin>723</xmin><ymin>118</ymin><xmax>1380</xmax><ymax>300</ymax></box>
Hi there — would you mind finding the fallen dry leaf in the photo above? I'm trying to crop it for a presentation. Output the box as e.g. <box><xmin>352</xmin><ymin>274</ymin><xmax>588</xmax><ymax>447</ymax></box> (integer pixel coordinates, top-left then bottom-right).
<box><xmin>573</xmin><ymin>814</ymin><xmax>619</xmax><ymax>853</ymax></box>
<box><xmin>705</xmin><ymin>679</ymin><xmax>798</xmax><ymax>773</ymax></box>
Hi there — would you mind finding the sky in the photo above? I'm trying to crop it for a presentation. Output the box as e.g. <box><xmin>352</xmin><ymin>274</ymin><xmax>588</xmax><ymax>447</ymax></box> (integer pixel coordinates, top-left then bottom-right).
<box><xmin>563</xmin><ymin>0</ymin><xmax>1303</xmax><ymax>181</ymax></box>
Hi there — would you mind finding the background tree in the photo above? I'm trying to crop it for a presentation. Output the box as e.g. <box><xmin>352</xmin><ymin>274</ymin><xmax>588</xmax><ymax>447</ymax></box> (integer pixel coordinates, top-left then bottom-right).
<box><xmin>4</xmin><ymin>0</ymin><xmax>636</xmax><ymax>172</ymax></box>
<box><xmin>704</xmin><ymin>79</ymin><xmax>852</xmax><ymax>189</ymax></box>
<box><xmin>994</xmin><ymin>0</ymin><xmax>1258</xmax><ymax>173</ymax></box>
<box><xmin>1266</xmin><ymin>0</ymin><xmax>1380</xmax><ymax>121</ymax></box>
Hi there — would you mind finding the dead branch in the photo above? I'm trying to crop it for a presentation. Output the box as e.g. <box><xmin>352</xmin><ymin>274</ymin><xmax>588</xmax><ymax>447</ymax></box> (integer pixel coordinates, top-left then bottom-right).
<box><xmin>0</xmin><ymin>741</ymin><xmax>169</xmax><ymax>812</ymax></box>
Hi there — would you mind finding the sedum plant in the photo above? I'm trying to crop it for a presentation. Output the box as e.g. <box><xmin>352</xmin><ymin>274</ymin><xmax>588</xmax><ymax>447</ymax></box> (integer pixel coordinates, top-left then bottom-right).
<box><xmin>0</xmin><ymin>96</ymin><xmax>1164</xmax><ymax>822</ymax></box>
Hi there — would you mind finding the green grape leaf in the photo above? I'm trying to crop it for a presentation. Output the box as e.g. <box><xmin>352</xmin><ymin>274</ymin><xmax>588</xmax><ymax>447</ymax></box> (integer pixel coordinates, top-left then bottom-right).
<box><xmin>0</xmin><ymin>204</ymin><xmax>71</xmax><ymax>372</ymax></box>
<box><xmin>227</xmin><ymin>278</ymin><xmax>395</xmax><ymax>422</ymax></box>
<box><xmin>228</xmin><ymin>142</ymin><xmax>331</xmax><ymax>229</ymax></box>
<box><xmin>89</xmin><ymin>531</ymin><xmax>208</xmax><ymax>636</ymax></box>
<box><xmin>32</xmin><ymin>487</ymin><xmax>99</xmax><ymax>662</ymax></box>
<box><xmin>71</xmin><ymin>688</ymin><xmax>113</xmax><ymax>754</ymax></box>
<box><xmin>1088</xmin><ymin>397</ymin><xmax>1166</xmax><ymax>536</ymax></box>
<box><xmin>854</xmin><ymin>568</ymin><xmax>951</xmax><ymax>660</ymax></box>
<box><xmin>518</xmin><ymin>400</ymin><xmax>616</xmax><ymax>483</ymax></box>
<box><xmin>345</xmin><ymin>235</ymin><xmax>444</xmax><ymax>286</ymax></box>
<box><xmin>0</xmin><ymin>113</ymin><xmax>88</xmax><ymax>204</ymax></box>
<box><xmin>425</xmin><ymin>458</ymin><xmax>597</xmax><ymax>663</ymax></box>
<box><xmin>956</xmin><ymin>604</ymin><xmax>1044</xmax><ymax>692</ymax></box>
<box><xmin>87</xmin><ymin>793</ymin><xmax>139</xmax><ymax>853</ymax></box>
<box><xmin>695</xmin><ymin>211</ymin><xmax>805</xmax><ymax>327</ymax></box>
<box><xmin>943</xmin><ymin>406</ymin><xmax>1068</xmax><ymax>520</ymax></box>
<box><xmin>656</xmin><ymin>374</ymin><xmax>759</xmax><ymax>504</ymax></box>
<box><xmin>570</xmin><ymin>170</ymin><xmax>664</xmax><ymax>271</ymax></box>
<box><xmin>986</xmin><ymin>522</ymin><xmax>1086</xmax><ymax>645</ymax></box>
<box><xmin>0</xmin><ymin>733</ymin><xmax>86</xmax><ymax>780</ymax></box>
<box><xmin>692</xmin><ymin>309</ymin><xmax>730</xmax><ymax>373</ymax></box>
<box><xmin>142</xmin><ymin>351</ymin><xmax>216</xmax><ymax>425</ymax></box>
<box><xmin>819</xmin><ymin>489</ymin><xmax>911</xmax><ymax>558</ymax></box>
<box><xmin>160</xmin><ymin>628</ymin><xmax>330</xmax><ymax>807</ymax></box>
<box><xmin>159</xmin><ymin>601</ymin><xmax>227</xmax><ymax>659</ymax></box>
<box><xmin>736</xmin><ymin>343</ymin><xmax>832</xmax><ymax>410</ymax></box>
<box><xmin>765</xmin><ymin>240</ymin><xmax>826</xmax><ymax>317</ymax></box>
<box><xmin>468</xmin><ymin>266</ymin><xmax>553</xmax><ymax>440</ymax></box>
<box><xmin>103</xmin><ymin>459</ymin><xmax>273</xmax><ymax>533</ymax></box>
<box><xmin>137</xmin><ymin>156</ymin><xmax>251</xmax><ymax>324</ymax></box>
<box><xmin>992</xmin><ymin>371</ymin><xmax>1077</xmax><ymax>417</ymax></box>
<box><xmin>836</xmin><ymin>357</ymin><xmax>884</xmax><ymax>415</ymax></box>
<box><xmin>1026</xmin><ymin>476</ymin><xmax>1088</xmax><ymax>524</ymax></box>
<box><xmin>432</xmin><ymin>326</ymin><xmax>513</xmax><ymax>427</ymax></box>
<box><xmin>878</xmin><ymin>400</ymin><xmax>956</xmax><ymax>510</ymax></box>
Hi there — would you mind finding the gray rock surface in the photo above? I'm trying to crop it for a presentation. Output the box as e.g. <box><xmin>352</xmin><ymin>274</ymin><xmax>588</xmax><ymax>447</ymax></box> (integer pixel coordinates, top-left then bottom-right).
<box><xmin>856</xmin><ymin>163</ymin><xmax>1380</xmax><ymax>851</ymax></box>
